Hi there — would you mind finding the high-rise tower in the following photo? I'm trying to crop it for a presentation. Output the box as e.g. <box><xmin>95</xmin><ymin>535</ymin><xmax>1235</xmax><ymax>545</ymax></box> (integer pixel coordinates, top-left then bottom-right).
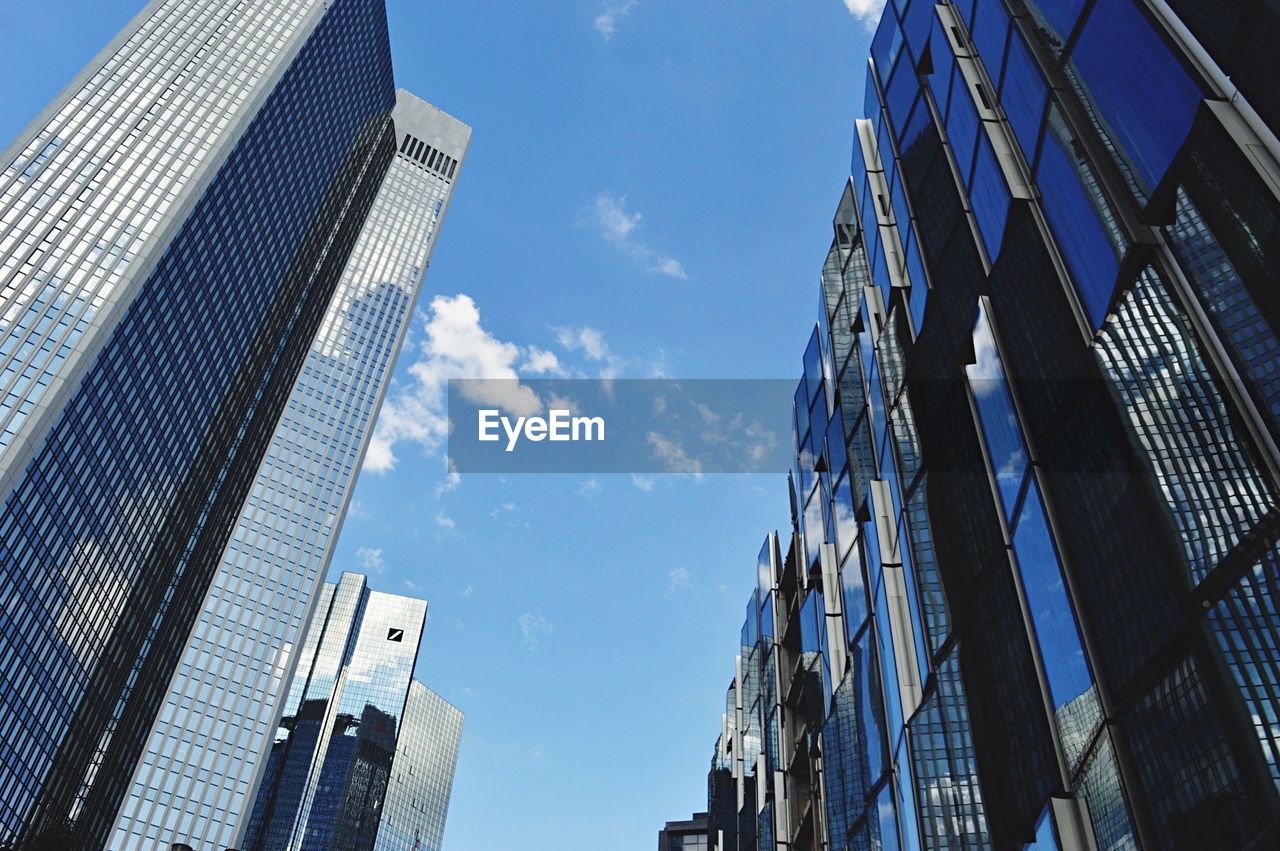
<box><xmin>0</xmin><ymin>1</ymin><xmax>468</xmax><ymax>847</ymax></box>
<box><xmin>240</xmin><ymin>574</ymin><xmax>463</xmax><ymax>851</ymax></box>
<box><xmin>704</xmin><ymin>1</ymin><xmax>1280</xmax><ymax>849</ymax></box>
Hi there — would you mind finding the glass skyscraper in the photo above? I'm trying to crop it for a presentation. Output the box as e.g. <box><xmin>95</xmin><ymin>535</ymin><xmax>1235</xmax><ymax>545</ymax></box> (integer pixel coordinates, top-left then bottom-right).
<box><xmin>0</xmin><ymin>1</ymin><xmax>468</xmax><ymax>848</ymax></box>
<box><xmin>241</xmin><ymin>574</ymin><xmax>462</xmax><ymax>851</ymax></box>
<box><xmin>705</xmin><ymin>1</ymin><xmax>1280</xmax><ymax>849</ymax></box>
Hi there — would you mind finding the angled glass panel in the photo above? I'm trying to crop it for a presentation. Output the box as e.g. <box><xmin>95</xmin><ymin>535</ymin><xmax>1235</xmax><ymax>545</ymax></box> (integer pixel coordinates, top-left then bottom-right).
<box><xmin>965</xmin><ymin>302</ymin><xmax>1026</xmax><ymax>517</ymax></box>
<box><xmin>1066</xmin><ymin>0</ymin><xmax>1204</xmax><ymax>201</ymax></box>
<box><xmin>999</xmin><ymin>30</ymin><xmax>1049</xmax><ymax>169</ymax></box>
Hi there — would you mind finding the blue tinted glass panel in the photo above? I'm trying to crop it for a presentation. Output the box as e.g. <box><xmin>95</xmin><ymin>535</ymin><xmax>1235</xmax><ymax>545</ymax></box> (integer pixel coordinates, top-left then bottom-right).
<box><xmin>1024</xmin><ymin>0</ymin><xmax>1087</xmax><ymax>53</ymax></box>
<box><xmin>871</xmin><ymin>6</ymin><xmax>906</xmax><ymax>91</ymax></box>
<box><xmin>886</xmin><ymin>53</ymin><xmax>919</xmax><ymax>140</ymax></box>
<box><xmin>875</xmin><ymin>781</ymin><xmax>903</xmax><ymax>851</ymax></box>
<box><xmin>905</xmin><ymin>232</ymin><xmax>928</xmax><ymax>333</ymax></box>
<box><xmin>999</xmin><ymin>31</ymin><xmax>1049</xmax><ymax>167</ymax></box>
<box><xmin>759</xmin><ymin>538</ymin><xmax>774</xmax><ymax>597</ymax></box>
<box><xmin>868</xmin><ymin>357</ymin><xmax>887</xmax><ymax>470</ymax></box>
<box><xmin>804</xmin><ymin>330</ymin><xmax>824</xmax><ymax>405</ymax></box>
<box><xmin>1013</xmin><ymin>481</ymin><xmax>1095</xmax><ymax>710</ymax></box>
<box><xmin>898</xmin><ymin>92</ymin><xmax>930</xmax><ymax>155</ymax></box>
<box><xmin>945</xmin><ymin>64</ymin><xmax>981</xmax><ymax>181</ymax></box>
<box><xmin>897</xmin><ymin>516</ymin><xmax>930</xmax><ymax>677</ymax></box>
<box><xmin>891</xmin><ymin>163</ymin><xmax>912</xmax><ymax>237</ymax></box>
<box><xmin>761</xmin><ymin>593</ymin><xmax>775</xmax><ymax>640</ymax></box>
<box><xmin>1026</xmin><ymin>806</ymin><xmax>1060</xmax><ymax>849</ymax></box>
<box><xmin>854</xmin><ymin>635</ymin><xmax>887</xmax><ymax>781</ymax></box>
<box><xmin>804</xmin><ymin>486</ymin><xmax>826</xmax><ymax>571</ymax></box>
<box><xmin>900</xmin><ymin>0</ymin><xmax>938</xmax><ymax>64</ymax></box>
<box><xmin>970</xmin><ymin>0</ymin><xmax>1011</xmax><ymax>78</ymax></box>
<box><xmin>927</xmin><ymin>22</ymin><xmax>957</xmax><ymax>116</ymax></box>
<box><xmin>1035</xmin><ymin>108</ymin><xmax>1120</xmax><ymax>328</ymax></box>
<box><xmin>852</xmin><ymin>127</ymin><xmax>872</xmax><ymax>208</ymax></box>
<box><xmin>969</xmin><ymin>133</ymin><xmax>1011</xmax><ymax>261</ymax></box>
<box><xmin>841</xmin><ymin>518</ymin><xmax>869</xmax><ymax>634</ymax></box>
<box><xmin>827</xmin><ymin>408</ymin><xmax>849</xmax><ymax>488</ymax></box>
<box><xmin>1068</xmin><ymin>0</ymin><xmax>1204</xmax><ymax>198</ymax></box>
<box><xmin>875</xmin><ymin>576</ymin><xmax>904</xmax><ymax>737</ymax></box>
<box><xmin>895</xmin><ymin>738</ymin><xmax>923</xmax><ymax>851</ymax></box>
<box><xmin>965</xmin><ymin>303</ymin><xmax>1026</xmax><ymax>517</ymax></box>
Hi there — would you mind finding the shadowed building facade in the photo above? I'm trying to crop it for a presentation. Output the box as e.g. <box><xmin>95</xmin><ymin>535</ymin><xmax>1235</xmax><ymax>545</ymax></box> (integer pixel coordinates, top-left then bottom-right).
<box><xmin>705</xmin><ymin>1</ymin><xmax>1280</xmax><ymax>849</ymax></box>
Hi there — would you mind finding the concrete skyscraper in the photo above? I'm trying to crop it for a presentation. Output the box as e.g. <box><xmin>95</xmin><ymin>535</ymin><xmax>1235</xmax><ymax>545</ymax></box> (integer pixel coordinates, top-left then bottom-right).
<box><xmin>0</xmin><ymin>1</ymin><xmax>468</xmax><ymax>848</ymax></box>
<box><xmin>240</xmin><ymin>574</ymin><xmax>463</xmax><ymax>851</ymax></box>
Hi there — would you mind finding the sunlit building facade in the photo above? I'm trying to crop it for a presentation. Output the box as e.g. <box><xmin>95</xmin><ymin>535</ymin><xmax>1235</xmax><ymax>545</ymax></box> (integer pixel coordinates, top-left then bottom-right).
<box><xmin>708</xmin><ymin>0</ymin><xmax>1280</xmax><ymax>849</ymax></box>
<box><xmin>0</xmin><ymin>0</ymin><xmax>467</xmax><ymax>847</ymax></box>
<box><xmin>108</xmin><ymin>92</ymin><xmax>468</xmax><ymax>851</ymax></box>
<box><xmin>240</xmin><ymin>574</ymin><xmax>462</xmax><ymax>851</ymax></box>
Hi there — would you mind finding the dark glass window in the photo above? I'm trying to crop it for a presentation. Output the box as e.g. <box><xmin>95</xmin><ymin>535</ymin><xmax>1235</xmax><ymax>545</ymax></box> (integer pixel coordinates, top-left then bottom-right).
<box><xmin>944</xmin><ymin>64</ymin><xmax>981</xmax><ymax>181</ymax></box>
<box><xmin>1034</xmin><ymin>106</ymin><xmax>1121</xmax><ymax>329</ymax></box>
<box><xmin>969</xmin><ymin>0</ymin><xmax>1011</xmax><ymax>79</ymax></box>
<box><xmin>997</xmin><ymin>31</ymin><xmax>1048</xmax><ymax>171</ymax></box>
<box><xmin>1066</xmin><ymin>0</ymin><xmax>1204</xmax><ymax>201</ymax></box>
<box><xmin>1023</xmin><ymin>0</ymin><xmax>1086</xmax><ymax>56</ymax></box>
<box><xmin>968</xmin><ymin>133</ymin><xmax>1011</xmax><ymax>261</ymax></box>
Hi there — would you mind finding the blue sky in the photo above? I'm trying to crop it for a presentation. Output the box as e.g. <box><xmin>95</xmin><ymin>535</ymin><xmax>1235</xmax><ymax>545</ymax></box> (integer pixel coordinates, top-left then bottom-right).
<box><xmin>0</xmin><ymin>1</ymin><xmax>881</xmax><ymax>847</ymax></box>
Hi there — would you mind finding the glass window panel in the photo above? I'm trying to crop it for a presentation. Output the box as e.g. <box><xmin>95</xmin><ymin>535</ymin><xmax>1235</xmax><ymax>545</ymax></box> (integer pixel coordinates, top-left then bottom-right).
<box><xmin>875</xmin><ymin>574</ymin><xmax>904</xmax><ymax>738</ymax></box>
<box><xmin>895</xmin><ymin>737</ymin><xmax>923</xmax><ymax>851</ymax></box>
<box><xmin>969</xmin><ymin>132</ymin><xmax>1011</xmax><ymax>261</ymax></box>
<box><xmin>970</xmin><ymin>0</ymin><xmax>1011</xmax><ymax>78</ymax></box>
<box><xmin>900</xmin><ymin>0</ymin><xmax>938</xmax><ymax>65</ymax></box>
<box><xmin>886</xmin><ymin>52</ymin><xmax>919</xmax><ymax>140</ymax></box>
<box><xmin>840</xmin><ymin>513</ymin><xmax>869</xmax><ymax>633</ymax></box>
<box><xmin>998</xmin><ymin>31</ymin><xmax>1049</xmax><ymax>168</ymax></box>
<box><xmin>827</xmin><ymin>407</ymin><xmax>849</xmax><ymax>489</ymax></box>
<box><xmin>905</xmin><ymin>231</ymin><xmax>929</xmax><ymax>334</ymax></box>
<box><xmin>1034</xmin><ymin>106</ymin><xmax>1121</xmax><ymax>329</ymax></box>
<box><xmin>871</xmin><ymin>5</ymin><xmax>906</xmax><ymax>91</ymax></box>
<box><xmin>891</xmin><ymin>163</ymin><xmax>912</xmax><ymax>239</ymax></box>
<box><xmin>897</xmin><ymin>92</ymin><xmax>931</xmax><ymax>157</ymax></box>
<box><xmin>874</xmin><ymin>779</ymin><xmax>903</xmax><ymax>851</ymax></box>
<box><xmin>868</xmin><ymin>356</ymin><xmax>887</xmax><ymax>472</ymax></box>
<box><xmin>804</xmin><ymin>329</ymin><xmax>824</xmax><ymax>405</ymax></box>
<box><xmin>1023</xmin><ymin>0</ymin><xmax>1087</xmax><ymax>56</ymax></box>
<box><xmin>944</xmin><ymin>63</ymin><xmax>981</xmax><ymax>183</ymax></box>
<box><xmin>1067</xmin><ymin>0</ymin><xmax>1204</xmax><ymax>200</ymax></box>
<box><xmin>965</xmin><ymin>302</ymin><xmax>1026</xmax><ymax>517</ymax></box>
<box><xmin>1013</xmin><ymin>481</ymin><xmax>1095</xmax><ymax>713</ymax></box>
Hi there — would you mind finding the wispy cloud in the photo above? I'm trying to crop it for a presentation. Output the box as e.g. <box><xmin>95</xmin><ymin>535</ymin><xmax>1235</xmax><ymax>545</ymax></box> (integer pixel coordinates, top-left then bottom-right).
<box><xmin>630</xmin><ymin>474</ymin><xmax>655</xmax><ymax>492</ymax></box>
<box><xmin>356</xmin><ymin>546</ymin><xmax>384</xmax><ymax>575</ymax></box>
<box><xmin>594</xmin><ymin>0</ymin><xmax>638</xmax><ymax>38</ymax></box>
<box><xmin>579</xmin><ymin>478</ymin><xmax>602</xmax><ymax>499</ymax></box>
<box><xmin>590</xmin><ymin>192</ymin><xmax>689</xmax><ymax>280</ymax></box>
<box><xmin>668</xmin><ymin>567</ymin><xmax>692</xmax><ymax>592</ymax></box>
<box><xmin>435</xmin><ymin>510</ymin><xmax>456</xmax><ymax>531</ymax></box>
<box><xmin>519</xmin><ymin>612</ymin><xmax>555</xmax><ymax>650</ymax></box>
<box><xmin>842</xmin><ymin>0</ymin><xmax>886</xmax><ymax>31</ymax></box>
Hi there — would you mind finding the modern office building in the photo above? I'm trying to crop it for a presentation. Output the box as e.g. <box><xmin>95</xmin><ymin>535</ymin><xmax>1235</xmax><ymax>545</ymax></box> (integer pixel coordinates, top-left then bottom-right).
<box><xmin>658</xmin><ymin>812</ymin><xmax>710</xmax><ymax>851</ymax></box>
<box><xmin>706</xmin><ymin>0</ymin><xmax>1280</xmax><ymax>849</ymax></box>
<box><xmin>239</xmin><ymin>574</ymin><xmax>462</xmax><ymax>851</ymax></box>
<box><xmin>108</xmin><ymin>92</ymin><xmax>468</xmax><ymax>851</ymax></box>
<box><xmin>0</xmin><ymin>1</ymin><xmax>468</xmax><ymax>848</ymax></box>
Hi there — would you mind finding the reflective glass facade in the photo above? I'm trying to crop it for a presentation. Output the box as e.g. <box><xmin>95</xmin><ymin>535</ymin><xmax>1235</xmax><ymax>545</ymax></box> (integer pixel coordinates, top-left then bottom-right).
<box><xmin>375</xmin><ymin>682</ymin><xmax>463</xmax><ymax>851</ymax></box>
<box><xmin>0</xmin><ymin>0</ymin><xmax>407</xmax><ymax>845</ymax></box>
<box><xmin>107</xmin><ymin>93</ymin><xmax>469</xmax><ymax>851</ymax></box>
<box><xmin>241</xmin><ymin>575</ymin><xmax>461</xmax><ymax>851</ymax></box>
<box><xmin>706</xmin><ymin>2</ymin><xmax>1280</xmax><ymax>849</ymax></box>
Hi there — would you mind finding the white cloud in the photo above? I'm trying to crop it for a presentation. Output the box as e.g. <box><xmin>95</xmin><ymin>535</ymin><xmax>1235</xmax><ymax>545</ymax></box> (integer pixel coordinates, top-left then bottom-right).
<box><xmin>366</xmin><ymin>294</ymin><xmax>545</xmax><ymax>474</ymax></box>
<box><xmin>589</xmin><ymin>192</ymin><xmax>689</xmax><ymax>280</ymax></box>
<box><xmin>579</xmin><ymin>478</ymin><xmax>602</xmax><ymax>499</ymax></box>
<box><xmin>647</xmin><ymin>432</ymin><xmax>704</xmax><ymax>476</ymax></box>
<box><xmin>519</xmin><ymin>612</ymin><xmax>555</xmax><ymax>649</ymax></box>
<box><xmin>555</xmin><ymin>326</ymin><xmax>610</xmax><ymax>361</ymax></box>
<box><xmin>668</xmin><ymin>567</ymin><xmax>692</xmax><ymax>591</ymax></box>
<box><xmin>842</xmin><ymin>0</ymin><xmax>887</xmax><ymax>31</ymax></box>
<box><xmin>594</xmin><ymin>0</ymin><xmax>638</xmax><ymax>38</ymax></box>
<box><xmin>630</xmin><ymin>474</ymin><xmax>655</xmax><ymax>491</ymax></box>
<box><xmin>356</xmin><ymin>546</ymin><xmax>384</xmax><ymax>574</ymax></box>
<box><xmin>522</xmin><ymin>346</ymin><xmax>562</xmax><ymax>375</ymax></box>
<box><xmin>435</xmin><ymin>510</ymin><xmax>457</xmax><ymax>531</ymax></box>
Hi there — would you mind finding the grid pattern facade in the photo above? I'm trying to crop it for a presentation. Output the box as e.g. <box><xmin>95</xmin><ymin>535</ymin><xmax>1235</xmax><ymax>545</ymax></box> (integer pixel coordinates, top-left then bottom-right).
<box><xmin>705</xmin><ymin>1</ymin><xmax>1280</xmax><ymax>849</ymax></box>
<box><xmin>0</xmin><ymin>0</ymin><xmax>398</xmax><ymax>845</ymax></box>
<box><xmin>241</xmin><ymin>575</ymin><xmax>432</xmax><ymax>851</ymax></box>
<box><xmin>107</xmin><ymin>92</ymin><xmax>468</xmax><ymax>851</ymax></box>
<box><xmin>375</xmin><ymin>681</ymin><xmax>463</xmax><ymax>851</ymax></box>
